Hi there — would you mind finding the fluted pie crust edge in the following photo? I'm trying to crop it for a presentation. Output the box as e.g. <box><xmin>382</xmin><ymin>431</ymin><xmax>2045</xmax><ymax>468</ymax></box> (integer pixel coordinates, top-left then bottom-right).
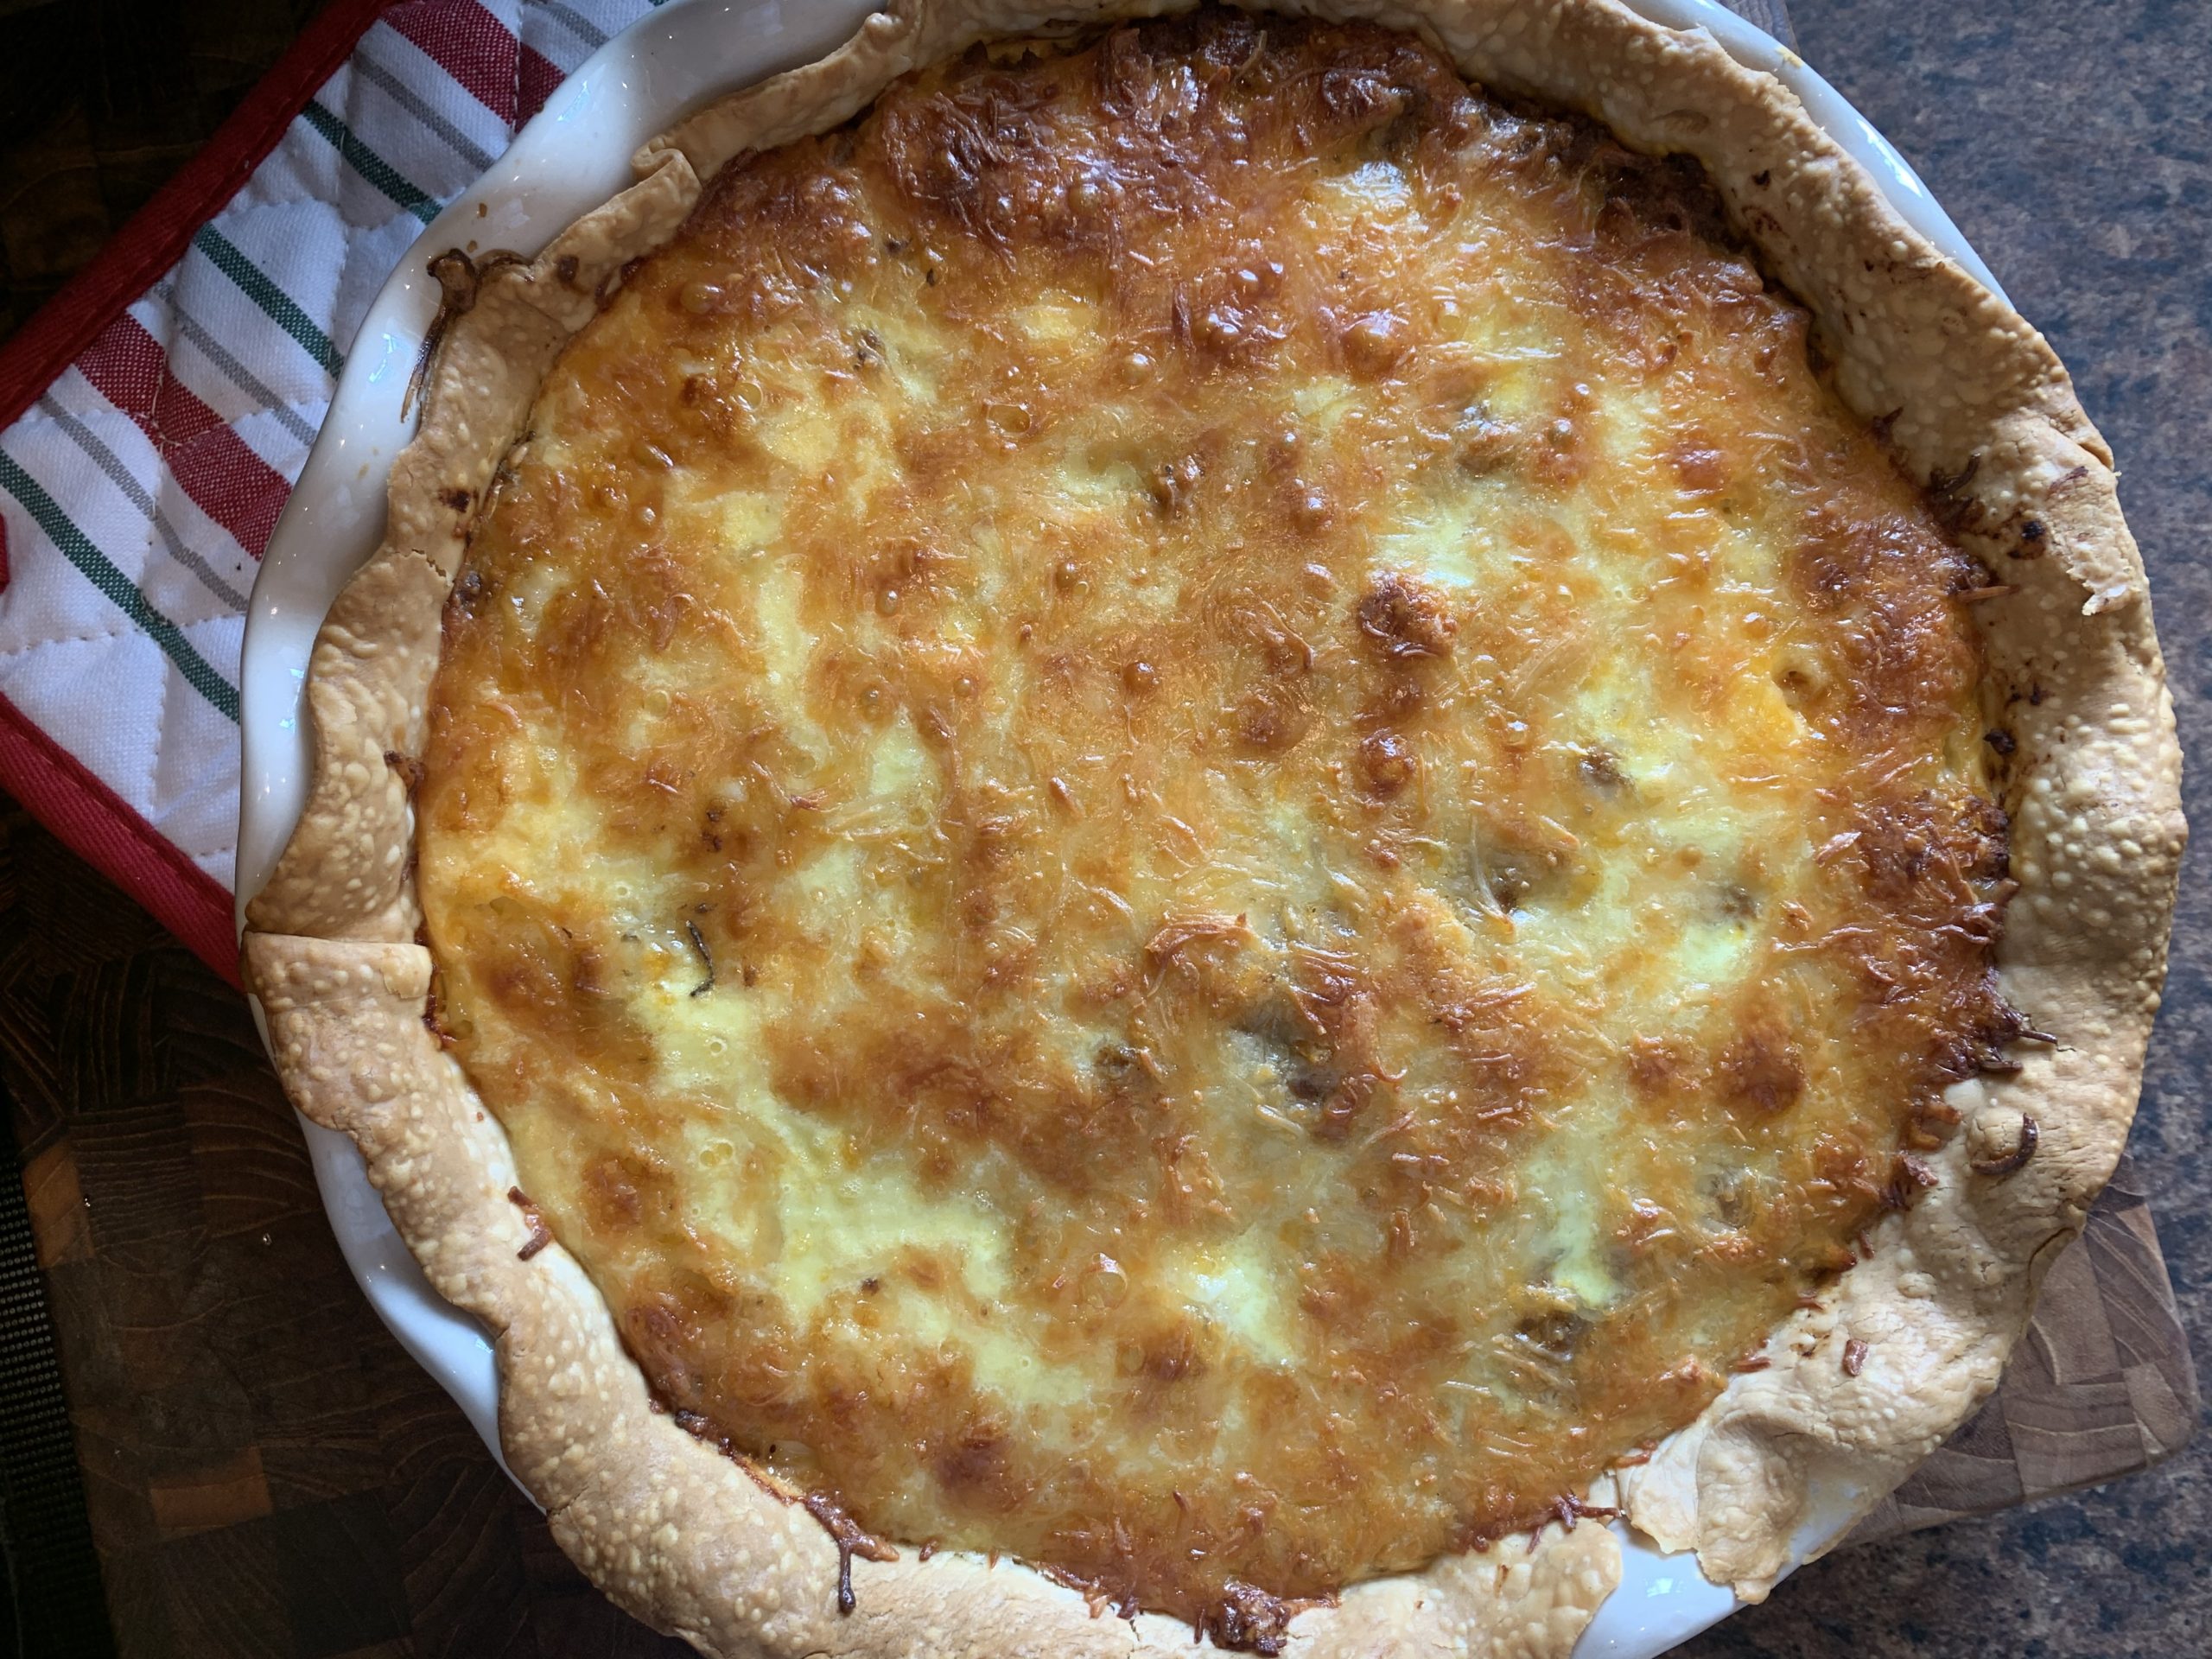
<box><xmin>240</xmin><ymin>3</ymin><xmax>2183</xmax><ymax>1654</ymax></box>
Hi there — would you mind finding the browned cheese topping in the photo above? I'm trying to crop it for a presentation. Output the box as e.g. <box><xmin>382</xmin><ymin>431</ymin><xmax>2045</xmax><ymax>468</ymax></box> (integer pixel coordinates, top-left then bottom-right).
<box><xmin>417</xmin><ymin>10</ymin><xmax>2018</xmax><ymax>1635</ymax></box>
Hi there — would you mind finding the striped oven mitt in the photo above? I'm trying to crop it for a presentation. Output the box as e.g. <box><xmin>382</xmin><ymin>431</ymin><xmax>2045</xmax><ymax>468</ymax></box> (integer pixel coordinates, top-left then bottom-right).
<box><xmin>0</xmin><ymin>0</ymin><xmax>671</xmax><ymax>981</ymax></box>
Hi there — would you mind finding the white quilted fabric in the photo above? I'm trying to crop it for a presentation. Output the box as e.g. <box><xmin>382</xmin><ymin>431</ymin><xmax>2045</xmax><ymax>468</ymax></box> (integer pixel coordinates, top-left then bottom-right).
<box><xmin>0</xmin><ymin>0</ymin><xmax>662</xmax><ymax>893</ymax></box>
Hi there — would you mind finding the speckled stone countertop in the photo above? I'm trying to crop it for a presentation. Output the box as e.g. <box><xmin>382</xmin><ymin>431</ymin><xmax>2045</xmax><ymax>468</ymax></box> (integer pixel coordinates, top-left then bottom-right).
<box><xmin>1681</xmin><ymin>2</ymin><xmax>2209</xmax><ymax>1654</ymax></box>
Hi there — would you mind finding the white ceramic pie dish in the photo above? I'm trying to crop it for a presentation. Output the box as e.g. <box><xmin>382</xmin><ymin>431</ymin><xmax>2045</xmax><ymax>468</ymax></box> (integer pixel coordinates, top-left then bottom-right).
<box><xmin>234</xmin><ymin>3</ymin><xmax>2008</xmax><ymax>1651</ymax></box>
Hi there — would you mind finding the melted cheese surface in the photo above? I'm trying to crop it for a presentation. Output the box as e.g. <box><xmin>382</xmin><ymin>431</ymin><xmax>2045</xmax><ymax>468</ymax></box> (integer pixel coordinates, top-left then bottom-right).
<box><xmin>418</xmin><ymin>11</ymin><xmax>2015</xmax><ymax>1635</ymax></box>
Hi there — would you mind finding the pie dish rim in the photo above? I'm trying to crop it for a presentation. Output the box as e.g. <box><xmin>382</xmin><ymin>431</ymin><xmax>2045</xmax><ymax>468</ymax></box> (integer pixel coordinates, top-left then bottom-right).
<box><xmin>233</xmin><ymin>3</ymin><xmax>2183</xmax><ymax>1655</ymax></box>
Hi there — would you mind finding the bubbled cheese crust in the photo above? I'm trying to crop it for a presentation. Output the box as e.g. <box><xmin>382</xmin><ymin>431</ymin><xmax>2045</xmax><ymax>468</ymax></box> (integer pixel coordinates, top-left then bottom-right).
<box><xmin>417</xmin><ymin>11</ymin><xmax>2018</xmax><ymax>1633</ymax></box>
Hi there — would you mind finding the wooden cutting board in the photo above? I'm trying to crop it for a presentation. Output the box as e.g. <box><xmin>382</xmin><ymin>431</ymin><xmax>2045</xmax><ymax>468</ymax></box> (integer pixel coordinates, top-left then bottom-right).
<box><xmin>1849</xmin><ymin>1152</ymin><xmax>2198</xmax><ymax>1542</ymax></box>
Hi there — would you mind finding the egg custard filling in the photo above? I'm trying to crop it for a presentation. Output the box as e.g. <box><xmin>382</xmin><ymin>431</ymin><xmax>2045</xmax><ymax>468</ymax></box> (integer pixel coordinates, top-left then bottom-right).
<box><xmin>417</xmin><ymin>10</ymin><xmax>2019</xmax><ymax>1633</ymax></box>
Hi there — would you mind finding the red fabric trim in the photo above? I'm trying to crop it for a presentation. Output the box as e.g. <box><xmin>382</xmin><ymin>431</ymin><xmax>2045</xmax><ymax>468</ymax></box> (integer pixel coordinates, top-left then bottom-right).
<box><xmin>76</xmin><ymin>313</ymin><xmax>293</xmax><ymax>560</ymax></box>
<box><xmin>0</xmin><ymin>0</ymin><xmax>394</xmax><ymax>441</ymax></box>
<box><xmin>384</xmin><ymin>0</ymin><xmax>518</xmax><ymax>124</ymax></box>
<box><xmin>0</xmin><ymin>693</ymin><xmax>238</xmax><ymax>987</ymax></box>
<box><xmin>0</xmin><ymin>0</ymin><xmax>403</xmax><ymax>979</ymax></box>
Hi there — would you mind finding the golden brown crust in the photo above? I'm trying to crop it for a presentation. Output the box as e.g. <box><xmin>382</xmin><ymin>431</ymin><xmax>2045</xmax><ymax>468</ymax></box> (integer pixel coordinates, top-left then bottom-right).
<box><xmin>243</xmin><ymin>0</ymin><xmax>2183</xmax><ymax>1651</ymax></box>
<box><xmin>243</xmin><ymin>547</ymin><xmax>444</xmax><ymax>941</ymax></box>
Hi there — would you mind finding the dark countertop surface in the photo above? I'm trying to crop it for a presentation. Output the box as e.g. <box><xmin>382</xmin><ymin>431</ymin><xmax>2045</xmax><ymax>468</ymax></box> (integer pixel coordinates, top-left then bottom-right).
<box><xmin>1683</xmin><ymin>2</ymin><xmax>2210</xmax><ymax>1653</ymax></box>
<box><xmin>0</xmin><ymin>2</ymin><xmax>2204</xmax><ymax>1655</ymax></box>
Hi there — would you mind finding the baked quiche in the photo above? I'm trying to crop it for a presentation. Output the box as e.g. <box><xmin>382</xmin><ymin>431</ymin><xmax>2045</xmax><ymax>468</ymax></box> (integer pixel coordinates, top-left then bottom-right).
<box><xmin>243</xmin><ymin>3</ymin><xmax>2183</xmax><ymax>1656</ymax></box>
